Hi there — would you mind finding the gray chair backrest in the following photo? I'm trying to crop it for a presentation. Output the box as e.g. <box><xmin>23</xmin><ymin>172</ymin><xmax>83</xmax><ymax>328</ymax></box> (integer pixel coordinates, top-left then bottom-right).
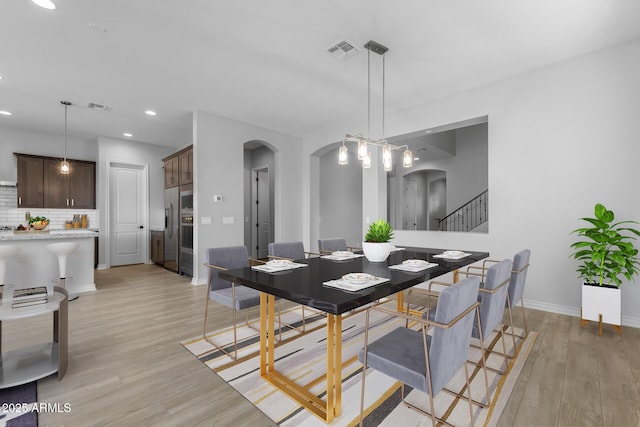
<box><xmin>508</xmin><ymin>249</ymin><xmax>531</xmax><ymax>307</ymax></box>
<box><xmin>429</xmin><ymin>275</ymin><xmax>480</xmax><ymax>395</ymax></box>
<box><xmin>268</xmin><ymin>241</ymin><xmax>305</xmax><ymax>260</ymax></box>
<box><xmin>474</xmin><ymin>258</ymin><xmax>512</xmax><ymax>340</ymax></box>
<box><xmin>205</xmin><ymin>246</ymin><xmax>249</xmax><ymax>292</ymax></box>
<box><xmin>318</xmin><ymin>238</ymin><xmax>347</xmax><ymax>252</ymax></box>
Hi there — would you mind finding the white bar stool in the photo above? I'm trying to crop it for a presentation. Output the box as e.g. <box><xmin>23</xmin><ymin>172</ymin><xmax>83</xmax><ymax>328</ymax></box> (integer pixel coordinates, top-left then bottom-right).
<box><xmin>47</xmin><ymin>242</ymin><xmax>80</xmax><ymax>301</ymax></box>
<box><xmin>0</xmin><ymin>246</ymin><xmax>21</xmax><ymax>287</ymax></box>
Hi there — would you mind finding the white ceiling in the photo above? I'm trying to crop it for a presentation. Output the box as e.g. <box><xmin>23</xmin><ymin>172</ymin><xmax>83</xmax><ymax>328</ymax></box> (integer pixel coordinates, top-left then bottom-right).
<box><xmin>1</xmin><ymin>0</ymin><xmax>640</xmax><ymax>148</ymax></box>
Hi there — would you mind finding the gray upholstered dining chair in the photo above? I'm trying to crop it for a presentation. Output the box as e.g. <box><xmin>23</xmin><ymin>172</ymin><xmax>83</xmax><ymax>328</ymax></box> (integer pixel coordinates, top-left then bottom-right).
<box><xmin>268</xmin><ymin>241</ymin><xmax>320</xmax><ymax>331</ymax></box>
<box><xmin>358</xmin><ymin>276</ymin><xmax>482</xmax><ymax>427</ymax></box>
<box><xmin>467</xmin><ymin>249</ymin><xmax>531</xmax><ymax>337</ymax></box>
<box><xmin>204</xmin><ymin>245</ymin><xmax>282</xmax><ymax>360</ymax></box>
<box><xmin>317</xmin><ymin>237</ymin><xmax>359</xmax><ymax>254</ymax></box>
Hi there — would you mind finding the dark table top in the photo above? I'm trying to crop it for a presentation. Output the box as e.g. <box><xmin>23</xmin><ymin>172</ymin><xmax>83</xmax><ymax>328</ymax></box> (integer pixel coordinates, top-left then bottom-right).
<box><xmin>219</xmin><ymin>246</ymin><xmax>489</xmax><ymax>315</ymax></box>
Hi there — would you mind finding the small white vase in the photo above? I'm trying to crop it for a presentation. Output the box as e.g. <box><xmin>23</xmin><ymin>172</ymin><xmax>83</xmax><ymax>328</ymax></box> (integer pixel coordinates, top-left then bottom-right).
<box><xmin>362</xmin><ymin>241</ymin><xmax>392</xmax><ymax>263</ymax></box>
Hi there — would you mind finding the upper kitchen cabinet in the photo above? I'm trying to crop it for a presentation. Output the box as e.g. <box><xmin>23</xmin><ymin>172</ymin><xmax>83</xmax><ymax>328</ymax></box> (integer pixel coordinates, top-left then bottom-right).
<box><xmin>16</xmin><ymin>154</ymin><xmax>96</xmax><ymax>209</ymax></box>
<box><xmin>179</xmin><ymin>146</ymin><xmax>193</xmax><ymax>185</ymax></box>
<box><xmin>16</xmin><ymin>155</ymin><xmax>44</xmax><ymax>208</ymax></box>
<box><xmin>163</xmin><ymin>145</ymin><xmax>193</xmax><ymax>188</ymax></box>
<box><xmin>164</xmin><ymin>154</ymin><xmax>179</xmax><ymax>188</ymax></box>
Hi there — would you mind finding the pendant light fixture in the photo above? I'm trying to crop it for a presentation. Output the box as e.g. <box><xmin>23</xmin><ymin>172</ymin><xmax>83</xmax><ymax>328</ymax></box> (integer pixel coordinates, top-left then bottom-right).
<box><xmin>60</xmin><ymin>100</ymin><xmax>71</xmax><ymax>175</ymax></box>
<box><xmin>340</xmin><ymin>40</ymin><xmax>412</xmax><ymax>171</ymax></box>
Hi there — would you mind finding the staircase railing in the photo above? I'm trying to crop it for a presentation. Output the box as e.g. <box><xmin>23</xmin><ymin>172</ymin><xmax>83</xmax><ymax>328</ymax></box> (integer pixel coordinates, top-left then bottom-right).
<box><xmin>438</xmin><ymin>190</ymin><xmax>488</xmax><ymax>232</ymax></box>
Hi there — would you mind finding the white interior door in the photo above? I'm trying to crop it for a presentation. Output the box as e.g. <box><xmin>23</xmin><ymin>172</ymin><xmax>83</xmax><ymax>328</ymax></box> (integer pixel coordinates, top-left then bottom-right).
<box><xmin>255</xmin><ymin>168</ymin><xmax>270</xmax><ymax>259</ymax></box>
<box><xmin>110</xmin><ymin>164</ymin><xmax>145</xmax><ymax>266</ymax></box>
<box><xmin>403</xmin><ymin>181</ymin><xmax>418</xmax><ymax>230</ymax></box>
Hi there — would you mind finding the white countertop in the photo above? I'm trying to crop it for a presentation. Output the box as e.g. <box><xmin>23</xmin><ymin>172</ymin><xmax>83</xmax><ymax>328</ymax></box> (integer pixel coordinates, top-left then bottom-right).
<box><xmin>0</xmin><ymin>229</ymin><xmax>98</xmax><ymax>241</ymax></box>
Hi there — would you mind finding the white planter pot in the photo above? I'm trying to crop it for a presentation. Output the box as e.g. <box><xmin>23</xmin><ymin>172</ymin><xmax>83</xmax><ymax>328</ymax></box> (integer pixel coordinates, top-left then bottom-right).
<box><xmin>581</xmin><ymin>282</ymin><xmax>621</xmax><ymax>326</ymax></box>
<box><xmin>362</xmin><ymin>242</ymin><xmax>392</xmax><ymax>263</ymax></box>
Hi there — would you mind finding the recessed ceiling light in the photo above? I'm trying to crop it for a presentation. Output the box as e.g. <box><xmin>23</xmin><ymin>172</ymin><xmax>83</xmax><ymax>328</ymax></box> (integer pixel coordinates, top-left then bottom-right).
<box><xmin>31</xmin><ymin>0</ymin><xmax>56</xmax><ymax>10</ymax></box>
<box><xmin>145</xmin><ymin>110</ymin><xmax>157</xmax><ymax>116</ymax></box>
<box><xmin>0</xmin><ymin>75</ymin><xmax>3</xmax><ymax>80</ymax></box>
<box><xmin>0</xmin><ymin>111</ymin><xmax>12</xmax><ymax>116</ymax></box>
<box><xmin>123</xmin><ymin>133</ymin><xmax>133</xmax><ymax>137</ymax></box>
<box><xmin>413</xmin><ymin>157</ymin><xmax>420</xmax><ymax>161</ymax></box>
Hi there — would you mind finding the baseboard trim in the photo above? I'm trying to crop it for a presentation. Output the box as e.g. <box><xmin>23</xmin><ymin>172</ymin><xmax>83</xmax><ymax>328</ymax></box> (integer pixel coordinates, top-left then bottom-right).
<box><xmin>523</xmin><ymin>299</ymin><xmax>640</xmax><ymax>329</ymax></box>
<box><xmin>191</xmin><ymin>278</ymin><xmax>206</xmax><ymax>286</ymax></box>
<box><xmin>70</xmin><ymin>283</ymin><xmax>97</xmax><ymax>294</ymax></box>
<box><xmin>97</xmin><ymin>264</ymin><xmax>109</xmax><ymax>270</ymax></box>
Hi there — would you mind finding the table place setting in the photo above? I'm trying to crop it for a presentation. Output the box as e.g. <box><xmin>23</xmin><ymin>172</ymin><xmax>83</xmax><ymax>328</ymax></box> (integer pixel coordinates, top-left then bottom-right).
<box><xmin>389</xmin><ymin>259</ymin><xmax>439</xmax><ymax>272</ymax></box>
<box><xmin>320</xmin><ymin>250</ymin><xmax>364</xmax><ymax>261</ymax></box>
<box><xmin>433</xmin><ymin>250</ymin><xmax>472</xmax><ymax>260</ymax></box>
<box><xmin>323</xmin><ymin>273</ymin><xmax>389</xmax><ymax>292</ymax></box>
<box><xmin>251</xmin><ymin>259</ymin><xmax>308</xmax><ymax>273</ymax></box>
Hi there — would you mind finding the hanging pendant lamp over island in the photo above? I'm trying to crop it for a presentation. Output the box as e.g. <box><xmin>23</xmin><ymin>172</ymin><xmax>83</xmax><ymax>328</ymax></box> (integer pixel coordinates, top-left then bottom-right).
<box><xmin>60</xmin><ymin>100</ymin><xmax>71</xmax><ymax>175</ymax></box>
<box><xmin>340</xmin><ymin>40</ymin><xmax>412</xmax><ymax>170</ymax></box>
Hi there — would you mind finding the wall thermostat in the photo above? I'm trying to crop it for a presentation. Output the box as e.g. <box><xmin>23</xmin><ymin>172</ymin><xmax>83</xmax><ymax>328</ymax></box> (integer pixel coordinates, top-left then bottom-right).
<box><xmin>213</xmin><ymin>195</ymin><xmax>222</xmax><ymax>202</ymax></box>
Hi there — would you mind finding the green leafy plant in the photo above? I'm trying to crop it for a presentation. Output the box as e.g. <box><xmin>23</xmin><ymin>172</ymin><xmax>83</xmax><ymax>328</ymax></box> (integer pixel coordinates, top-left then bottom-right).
<box><xmin>570</xmin><ymin>203</ymin><xmax>640</xmax><ymax>287</ymax></box>
<box><xmin>28</xmin><ymin>216</ymin><xmax>49</xmax><ymax>225</ymax></box>
<box><xmin>364</xmin><ymin>219</ymin><xmax>394</xmax><ymax>243</ymax></box>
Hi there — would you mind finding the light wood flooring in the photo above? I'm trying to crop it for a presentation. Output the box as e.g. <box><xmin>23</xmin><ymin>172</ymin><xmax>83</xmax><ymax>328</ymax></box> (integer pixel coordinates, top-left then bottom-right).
<box><xmin>2</xmin><ymin>264</ymin><xmax>639</xmax><ymax>426</ymax></box>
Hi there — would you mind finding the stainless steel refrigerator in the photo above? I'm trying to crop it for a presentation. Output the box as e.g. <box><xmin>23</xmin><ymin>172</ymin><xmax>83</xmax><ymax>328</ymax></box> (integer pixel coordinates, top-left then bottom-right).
<box><xmin>164</xmin><ymin>187</ymin><xmax>179</xmax><ymax>272</ymax></box>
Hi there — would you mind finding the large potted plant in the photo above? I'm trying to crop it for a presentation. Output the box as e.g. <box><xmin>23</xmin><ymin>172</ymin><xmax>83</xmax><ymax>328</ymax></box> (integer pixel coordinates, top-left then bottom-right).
<box><xmin>570</xmin><ymin>203</ymin><xmax>640</xmax><ymax>333</ymax></box>
<box><xmin>362</xmin><ymin>219</ymin><xmax>394</xmax><ymax>262</ymax></box>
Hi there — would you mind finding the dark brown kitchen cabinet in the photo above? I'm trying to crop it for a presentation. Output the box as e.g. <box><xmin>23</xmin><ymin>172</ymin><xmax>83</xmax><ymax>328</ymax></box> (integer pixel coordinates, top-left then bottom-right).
<box><xmin>164</xmin><ymin>155</ymin><xmax>179</xmax><ymax>188</ymax></box>
<box><xmin>179</xmin><ymin>147</ymin><xmax>193</xmax><ymax>185</ymax></box>
<box><xmin>43</xmin><ymin>159</ymin><xmax>96</xmax><ymax>209</ymax></box>
<box><xmin>15</xmin><ymin>153</ymin><xmax>95</xmax><ymax>209</ymax></box>
<box><xmin>150</xmin><ymin>230</ymin><xmax>164</xmax><ymax>265</ymax></box>
<box><xmin>16</xmin><ymin>155</ymin><xmax>44</xmax><ymax>208</ymax></box>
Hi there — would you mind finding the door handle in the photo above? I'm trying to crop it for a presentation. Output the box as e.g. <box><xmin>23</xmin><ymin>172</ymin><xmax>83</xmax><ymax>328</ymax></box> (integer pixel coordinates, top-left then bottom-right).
<box><xmin>139</xmin><ymin>226</ymin><xmax>144</xmax><ymax>229</ymax></box>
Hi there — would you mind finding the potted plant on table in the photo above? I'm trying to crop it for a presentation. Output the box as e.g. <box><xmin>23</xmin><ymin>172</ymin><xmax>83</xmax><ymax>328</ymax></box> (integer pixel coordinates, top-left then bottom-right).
<box><xmin>362</xmin><ymin>219</ymin><xmax>394</xmax><ymax>262</ymax></box>
<box><xmin>570</xmin><ymin>203</ymin><xmax>640</xmax><ymax>334</ymax></box>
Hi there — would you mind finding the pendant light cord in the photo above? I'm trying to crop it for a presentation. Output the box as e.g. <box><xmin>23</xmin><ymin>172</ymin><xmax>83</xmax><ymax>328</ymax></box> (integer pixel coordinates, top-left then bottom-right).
<box><xmin>64</xmin><ymin>103</ymin><xmax>67</xmax><ymax>162</ymax></box>
<box><xmin>382</xmin><ymin>54</ymin><xmax>385</xmax><ymax>140</ymax></box>
<box><xmin>367</xmin><ymin>46</ymin><xmax>371</xmax><ymax>138</ymax></box>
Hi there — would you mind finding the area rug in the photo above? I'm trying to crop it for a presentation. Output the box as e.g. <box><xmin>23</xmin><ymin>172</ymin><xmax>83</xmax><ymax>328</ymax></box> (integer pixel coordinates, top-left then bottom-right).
<box><xmin>182</xmin><ymin>302</ymin><xmax>537</xmax><ymax>426</ymax></box>
<box><xmin>0</xmin><ymin>382</ymin><xmax>38</xmax><ymax>427</ymax></box>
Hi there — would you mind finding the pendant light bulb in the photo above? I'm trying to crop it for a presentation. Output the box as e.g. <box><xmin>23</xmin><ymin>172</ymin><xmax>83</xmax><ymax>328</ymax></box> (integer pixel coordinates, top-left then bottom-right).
<box><xmin>61</xmin><ymin>160</ymin><xmax>70</xmax><ymax>174</ymax></box>
<box><xmin>357</xmin><ymin>139</ymin><xmax>368</xmax><ymax>160</ymax></box>
<box><xmin>403</xmin><ymin>149</ymin><xmax>413</xmax><ymax>168</ymax></box>
<box><xmin>363</xmin><ymin>151</ymin><xmax>372</xmax><ymax>169</ymax></box>
<box><xmin>338</xmin><ymin>145</ymin><xmax>348</xmax><ymax>165</ymax></box>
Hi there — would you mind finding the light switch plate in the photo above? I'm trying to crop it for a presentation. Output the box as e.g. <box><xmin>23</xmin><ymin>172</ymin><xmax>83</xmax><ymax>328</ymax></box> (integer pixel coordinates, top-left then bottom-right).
<box><xmin>213</xmin><ymin>195</ymin><xmax>222</xmax><ymax>202</ymax></box>
<box><xmin>201</xmin><ymin>216</ymin><xmax>212</xmax><ymax>225</ymax></box>
<box><xmin>222</xmin><ymin>216</ymin><xmax>234</xmax><ymax>225</ymax></box>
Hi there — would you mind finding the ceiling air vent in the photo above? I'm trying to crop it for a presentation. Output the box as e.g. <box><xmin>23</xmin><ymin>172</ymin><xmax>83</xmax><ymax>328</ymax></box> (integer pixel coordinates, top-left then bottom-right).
<box><xmin>327</xmin><ymin>39</ymin><xmax>359</xmax><ymax>60</ymax></box>
<box><xmin>86</xmin><ymin>102</ymin><xmax>112</xmax><ymax>112</ymax></box>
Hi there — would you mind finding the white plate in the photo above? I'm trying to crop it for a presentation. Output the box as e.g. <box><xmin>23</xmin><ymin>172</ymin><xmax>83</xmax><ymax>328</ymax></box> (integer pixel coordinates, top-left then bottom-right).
<box><xmin>342</xmin><ymin>273</ymin><xmax>374</xmax><ymax>285</ymax></box>
<box><xmin>332</xmin><ymin>251</ymin><xmax>353</xmax><ymax>257</ymax></box>
<box><xmin>403</xmin><ymin>259</ymin><xmax>429</xmax><ymax>267</ymax></box>
<box><xmin>267</xmin><ymin>259</ymin><xmax>293</xmax><ymax>266</ymax></box>
<box><xmin>442</xmin><ymin>250</ymin><xmax>466</xmax><ymax>257</ymax></box>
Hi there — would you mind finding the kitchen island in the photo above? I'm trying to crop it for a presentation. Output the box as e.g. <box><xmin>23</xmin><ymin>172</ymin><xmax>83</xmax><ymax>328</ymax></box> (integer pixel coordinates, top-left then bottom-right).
<box><xmin>0</xmin><ymin>230</ymin><xmax>97</xmax><ymax>294</ymax></box>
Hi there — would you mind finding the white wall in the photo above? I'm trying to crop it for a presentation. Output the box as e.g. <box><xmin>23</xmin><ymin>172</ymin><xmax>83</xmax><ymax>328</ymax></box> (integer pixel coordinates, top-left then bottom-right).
<box><xmin>318</xmin><ymin>147</ymin><xmax>362</xmax><ymax>249</ymax></box>
<box><xmin>97</xmin><ymin>137</ymin><xmax>175</xmax><ymax>266</ymax></box>
<box><xmin>303</xmin><ymin>38</ymin><xmax>640</xmax><ymax>326</ymax></box>
<box><xmin>193</xmin><ymin>110</ymin><xmax>302</xmax><ymax>284</ymax></box>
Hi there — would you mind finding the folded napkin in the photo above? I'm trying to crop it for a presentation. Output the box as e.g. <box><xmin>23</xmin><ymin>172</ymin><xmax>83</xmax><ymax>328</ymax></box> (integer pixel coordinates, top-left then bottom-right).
<box><xmin>323</xmin><ymin>276</ymin><xmax>389</xmax><ymax>292</ymax></box>
<box><xmin>433</xmin><ymin>251</ymin><xmax>471</xmax><ymax>260</ymax></box>
<box><xmin>321</xmin><ymin>253</ymin><xmax>364</xmax><ymax>261</ymax></box>
<box><xmin>251</xmin><ymin>262</ymin><xmax>308</xmax><ymax>273</ymax></box>
<box><xmin>389</xmin><ymin>262</ymin><xmax>438</xmax><ymax>272</ymax></box>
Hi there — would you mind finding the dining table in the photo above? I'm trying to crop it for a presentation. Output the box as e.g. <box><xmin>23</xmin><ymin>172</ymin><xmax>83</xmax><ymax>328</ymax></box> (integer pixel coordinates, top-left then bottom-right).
<box><xmin>219</xmin><ymin>246</ymin><xmax>489</xmax><ymax>423</ymax></box>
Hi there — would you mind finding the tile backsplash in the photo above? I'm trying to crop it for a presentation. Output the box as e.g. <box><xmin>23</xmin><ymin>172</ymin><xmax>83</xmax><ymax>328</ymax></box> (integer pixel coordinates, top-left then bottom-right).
<box><xmin>0</xmin><ymin>186</ymin><xmax>98</xmax><ymax>229</ymax></box>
